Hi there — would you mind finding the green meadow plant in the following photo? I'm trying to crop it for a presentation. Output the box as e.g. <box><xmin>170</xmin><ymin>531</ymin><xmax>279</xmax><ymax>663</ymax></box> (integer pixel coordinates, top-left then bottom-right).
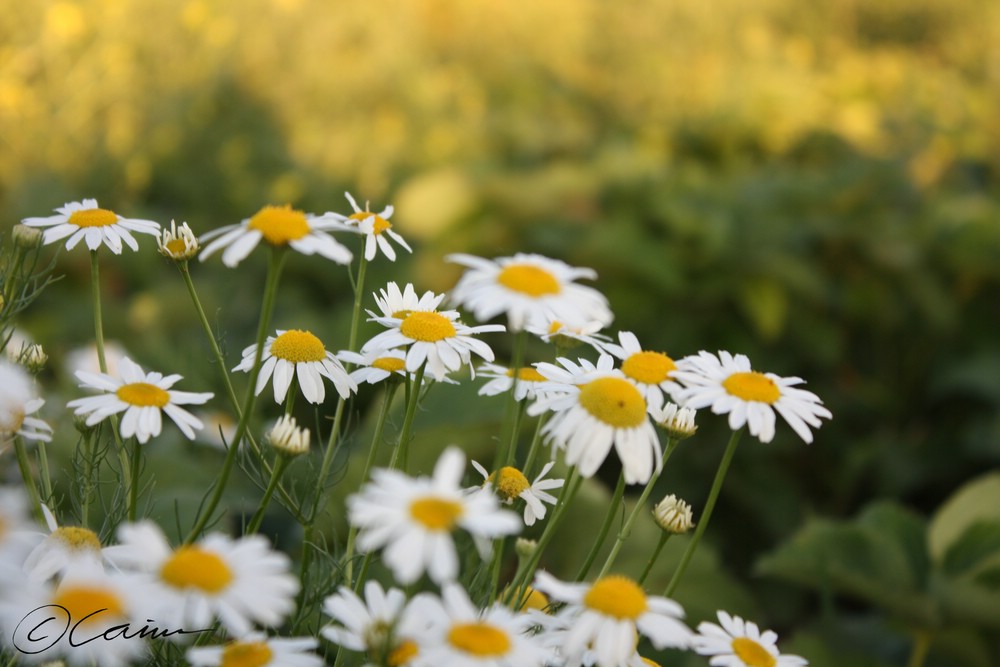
<box><xmin>0</xmin><ymin>196</ymin><xmax>843</xmax><ymax>667</ymax></box>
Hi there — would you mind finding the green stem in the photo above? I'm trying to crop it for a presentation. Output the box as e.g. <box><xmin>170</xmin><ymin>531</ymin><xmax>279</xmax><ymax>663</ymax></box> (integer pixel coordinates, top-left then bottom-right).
<box><xmin>575</xmin><ymin>471</ymin><xmax>626</xmax><ymax>581</ymax></box>
<box><xmin>520</xmin><ymin>413</ymin><xmax>547</xmax><ymax>478</ymax></box>
<box><xmin>495</xmin><ymin>330</ymin><xmax>528</xmax><ymax>469</ymax></box>
<box><xmin>186</xmin><ymin>248</ymin><xmax>287</xmax><ymax>543</ymax></box>
<box><xmin>638</xmin><ymin>532</ymin><xmax>671</xmax><ymax>586</ymax></box>
<box><xmin>346</xmin><ymin>252</ymin><xmax>368</xmax><ymax>355</ymax></box>
<box><xmin>80</xmin><ymin>430</ymin><xmax>96</xmax><ymax>527</ymax></box>
<box><xmin>598</xmin><ymin>437</ymin><xmax>678</xmax><ymax>578</ymax></box>
<box><xmin>246</xmin><ymin>454</ymin><xmax>292</xmax><ymax>534</ymax></box>
<box><xmin>36</xmin><ymin>441</ymin><xmax>53</xmax><ymax>502</ymax></box>
<box><xmin>89</xmin><ymin>250</ymin><xmax>132</xmax><ymax>498</ymax></box>
<box><xmin>342</xmin><ymin>382</ymin><xmax>399</xmax><ymax>587</ymax></box>
<box><xmin>507</xmin><ymin>467</ymin><xmax>583</xmax><ymax>607</ymax></box>
<box><xmin>13</xmin><ymin>437</ymin><xmax>44</xmax><ymax>522</ymax></box>
<box><xmin>389</xmin><ymin>362</ymin><xmax>426</xmax><ymax>473</ymax></box>
<box><xmin>665</xmin><ymin>428</ymin><xmax>743</xmax><ymax>597</ymax></box>
<box><xmin>906</xmin><ymin>630</ymin><xmax>934</xmax><ymax>667</ymax></box>
<box><xmin>128</xmin><ymin>439</ymin><xmax>142</xmax><ymax>521</ymax></box>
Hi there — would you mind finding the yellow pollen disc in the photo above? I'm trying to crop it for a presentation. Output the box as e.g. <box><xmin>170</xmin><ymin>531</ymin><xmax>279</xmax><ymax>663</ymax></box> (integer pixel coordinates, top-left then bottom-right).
<box><xmin>399</xmin><ymin>311</ymin><xmax>456</xmax><ymax>342</ymax></box>
<box><xmin>511</xmin><ymin>586</ymin><xmax>550</xmax><ymax>612</ymax></box>
<box><xmin>584</xmin><ymin>575</ymin><xmax>648</xmax><ymax>619</ymax></box>
<box><xmin>409</xmin><ymin>496</ymin><xmax>464</xmax><ymax>531</ymax></box>
<box><xmin>622</xmin><ymin>351</ymin><xmax>676</xmax><ymax>385</ymax></box>
<box><xmin>247</xmin><ymin>204</ymin><xmax>309</xmax><ymax>245</ymax></box>
<box><xmin>641</xmin><ymin>658</ymin><xmax>662</xmax><ymax>667</ymax></box>
<box><xmin>53</xmin><ymin>526</ymin><xmax>102</xmax><ymax>551</ymax></box>
<box><xmin>497</xmin><ymin>264</ymin><xmax>561</xmax><ymax>297</ymax></box>
<box><xmin>722</xmin><ymin>372</ymin><xmax>781</xmax><ymax>404</ymax></box>
<box><xmin>447</xmin><ymin>622</ymin><xmax>512</xmax><ymax>657</ymax></box>
<box><xmin>732</xmin><ymin>637</ymin><xmax>777</xmax><ymax>667</ymax></box>
<box><xmin>372</xmin><ymin>357</ymin><xmax>406</xmax><ymax>372</ymax></box>
<box><xmin>578</xmin><ymin>377</ymin><xmax>647</xmax><ymax>428</ymax></box>
<box><xmin>505</xmin><ymin>367</ymin><xmax>547</xmax><ymax>382</ymax></box>
<box><xmin>490</xmin><ymin>467</ymin><xmax>530</xmax><ymax>501</ymax></box>
<box><xmin>52</xmin><ymin>585</ymin><xmax>124</xmax><ymax>625</ymax></box>
<box><xmin>165</xmin><ymin>238</ymin><xmax>188</xmax><ymax>255</ymax></box>
<box><xmin>68</xmin><ymin>208</ymin><xmax>118</xmax><ymax>228</ymax></box>
<box><xmin>547</xmin><ymin>321</ymin><xmax>563</xmax><ymax>334</ymax></box>
<box><xmin>116</xmin><ymin>382</ymin><xmax>170</xmax><ymax>408</ymax></box>
<box><xmin>270</xmin><ymin>329</ymin><xmax>327</xmax><ymax>362</ymax></box>
<box><xmin>160</xmin><ymin>546</ymin><xmax>233</xmax><ymax>593</ymax></box>
<box><xmin>350</xmin><ymin>211</ymin><xmax>392</xmax><ymax>234</ymax></box>
<box><xmin>220</xmin><ymin>641</ymin><xmax>274</xmax><ymax>667</ymax></box>
<box><xmin>387</xmin><ymin>640</ymin><xmax>419</xmax><ymax>667</ymax></box>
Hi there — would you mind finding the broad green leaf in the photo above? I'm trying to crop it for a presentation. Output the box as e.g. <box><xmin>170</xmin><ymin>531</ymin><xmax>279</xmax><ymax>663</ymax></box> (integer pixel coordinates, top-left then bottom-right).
<box><xmin>929</xmin><ymin>473</ymin><xmax>1000</xmax><ymax>564</ymax></box>
<box><xmin>941</xmin><ymin>520</ymin><xmax>1000</xmax><ymax>577</ymax></box>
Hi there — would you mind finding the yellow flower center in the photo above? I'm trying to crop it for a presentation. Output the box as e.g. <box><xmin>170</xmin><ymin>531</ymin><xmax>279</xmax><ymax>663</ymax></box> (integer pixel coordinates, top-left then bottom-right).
<box><xmin>220</xmin><ymin>641</ymin><xmax>274</xmax><ymax>667</ymax></box>
<box><xmin>52</xmin><ymin>585</ymin><xmax>125</xmax><ymax>625</ymax></box>
<box><xmin>622</xmin><ymin>351</ymin><xmax>676</xmax><ymax>385</ymax></box>
<box><xmin>497</xmin><ymin>264</ymin><xmax>561</xmax><ymax>297</ymax></box>
<box><xmin>160</xmin><ymin>546</ymin><xmax>233</xmax><ymax>593</ymax></box>
<box><xmin>399</xmin><ymin>311</ymin><xmax>457</xmax><ymax>342</ymax></box>
<box><xmin>722</xmin><ymin>372</ymin><xmax>781</xmax><ymax>404</ymax></box>
<box><xmin>391</xmin><ymin>309</ymin><xmax>412</xmax><ymax>319</ymax></box>
<box><xmin>578</xmin><ymin>377</ymin><xmax>647</xmax><ymax>428</ymax></box>
<box><xmin>547</xmin><ymin>320</ymin><xmax>564</xmax><ymax>334</ymax></box>
<box><xmin>583</xmin><ymin>575</ymin><xmax>648</xmax><ymax>619</ymax></box>
<box><xmin>270</xmin><ymin>329</ymin><xmax>327</xmax><ymax>362</ymax></box>
<box><xmin>505</xmin><ymin>367</ymin><xmax>547</xmax><ymax>382</ymax></box>
<box><xmin>641</xmin><ymin>658</ymin><xmax>662</xmax><ymax>667</ymax></box>
<box><xmin>68</xmin><ymin>208</ymin><xmax>118</xmax><ymax>228</ymax></box>
<box><xmin>447</xmin><ymin>622</ymin><xmax>512</xmax><ymax>657</ymax></box>
<box><xmin>372</xmin><ymin>357</ymin><xmax>406</xmax><ymax>372</ymax></box>
<box><xmin>52</xmin><ymin>526</ymin><xmax>102</xmax><ymax>551</ymax></box>
<box><xmin>489</xmin><ymin>467</ymin><xmax>530</xmax><ymax>501</ymax></box>
<box><xmin>409</xmin><ymin>496</ymin><xmax>464</xmax><ymax>531</ymax></box>
<box><xmin>507</xmin><ymin>586</ymin><xmax>549</xmax><ymax>612</ymax></box>
<box><xmin>387</xmin><ymin>640</ymin><xmax>419</xmax><ymax>667</ymax></box>
<box><xmin>350</xmin><ymin>211</ymin><xmax>392</xmax><ymax>234</ymax></box>
<box><xmin>247</xmin><ymin>205</ymin><xmax>310</xmax><ymax>245</ymax></box>
<box><xmin>165</xmin><ymin>238</ymin><xmax>189</xmax><ymax>255</ymax></box>
<box><xmin>116</xmin><ymin>382</ymin><xmax>170</xmax><ymax>408</ymax></box>
<box><xmin>732</xmin><ymin>637</ymin><xmax>777</xmax><ymax>667</ymax></box>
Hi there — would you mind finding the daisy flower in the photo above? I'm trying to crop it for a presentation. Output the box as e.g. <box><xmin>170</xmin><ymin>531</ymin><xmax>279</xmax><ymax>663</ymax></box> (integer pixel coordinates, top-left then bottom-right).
<box><xmin>417</xmin><ymin>583</ymin><xmax>550</xmax><ymax>667</ymax></box>
<box><xmin>528</xmin><ymin>355</ymin><xmax>662</xmax><ymax>485</ymax></box>
<box><xmin>0</xmin><ymin>561</ymin><xmax>151</xmax><ymax>667</ymax></box>
<box><xmin>526</xmin><ymin>318</ymin><xmax>616</xmax><ymax>354</ymax></box>
<box><xmin>199</xmin><ymin>204</ymin><xmax>352</xmax><ymax>268</ymax></box>
<box><xmin>367</xmin><ymin>282</ymin><xmax>430</xmax><ymax>320</ymax></box>
<box><xmin>21</xmin><ymin>198</ymin><xmax>160</xmax><ymax>254</ymax></box>
<box><xmin>339</xmin><ymin>348</ymin><xmax>410</xmax><ymax>385</ymax></box>
<box><xmin>693</xmin><ymin>610</ymin><xmax>808</xmax><ymax>667</ymax></box>
<box><xmin>157</xmin><ymin>220</ymin><xmax>199</xmax><ymax>261</ymax></box>
<box><xmin>471</xmin><ymin>461</ymin><xmax>564</xmax><ymax>527</ymax></box>
<box><xmin>447</xmin><ymin>253</ymin><xmax>613</xmax><ymax>331</ymax></box>
<box><xmin>343</xmin><ymin>191</ymin><xmax>412</xmax><ymax>261</ymax></box>
<box><xmin>533</xmin><ymin>571</ymin><xmax>692</xmax><ymax>667</ymax></box>
<box><xmin>672</xmin><ymin>351</ymin><xmax>832</xmax><ymax>444</ymax></box>
<box><xmin>0</xmin><ymin>360</ymin><xmax>52</xmax><ymax>446</ymax></box>
<box><xmin>321</xmin><ymin>580</ymin><xmax>431</xmax><ymax>666</ymax></box>
<box><xmin>529</xmin><ymin>608</ymin><xmax>659</xmax><ymax>667</ymax></box>
<box><xmin>22</xmin><ymin>505</ymin><xmax>109</xmax><ymax>582</ymax></box>
<box><xmin>66</xmin><ymin>357</ymin><xmax>213</xmax><ymax>445</ymax></box>
<box><xmin>233</xmin><ymin>329</ymin><xmax>357</xmax><ymax>404</ymax></box>
<box><xmin>363</xmin><ymin>291</ymin><xmax>505</xmax><ymax>382</ymax></box>
<box><xmin>605</xmin><ymin>331</ymin><xmax>682</xmax><ymax>411</ymax></box>
<box><xmin>103</xmin><ymin>521</ymin><xmax>299</xmax><ymax>636</ymax></box>
<box><xmin>476</xmin><ymin>363</ymin><xmax>550</xmax><ymax>401</ymax></box>
<box><xmin>347</xmin><ymin>447</ymin><xmax>521</xmax><ymax>584</ymax></box>
<box><xmin>187</xmin><ymin>634</ymin><xmax>323</xmax><ymax>667</ymax></box>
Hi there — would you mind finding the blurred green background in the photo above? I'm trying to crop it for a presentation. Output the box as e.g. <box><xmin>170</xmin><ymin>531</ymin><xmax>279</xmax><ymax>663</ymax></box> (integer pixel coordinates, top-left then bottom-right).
<box><xmin>3</xmin><ymin>0</ymin><xmax>1000</xmax><ymax>665</ymax></box>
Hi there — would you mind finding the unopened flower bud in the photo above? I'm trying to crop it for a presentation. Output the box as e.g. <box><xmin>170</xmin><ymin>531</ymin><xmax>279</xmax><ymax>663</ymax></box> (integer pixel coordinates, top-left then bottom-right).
<box><xmin>515</xmin><ymin>537</ymin><xmax>538</xmax><ymax>560</ymax></box>
<box><xmin>157</xmin><ymin>220</ymin><xmax>199</xmax><ymax>261</ymax></box>
<box><xmin>20</xmin><ymin>344</ymin><xmax>48</xmax><ymax>374</ymax></box>
<box><xmin>651</xmin><ymin>402</ymin><xmax>697</xmax><ymax>440</ymax></box>
<box><xmin>12</xmin><ymin>224</ymin><xmax>43</xmax><ymax>249</ymax></box>
<box><xmin>652</xmin><ymin>494</ymin><xmax>694</xmax><ymax>534</ymax></box>
<box><xmin>267</xmin><ymin>415</ymin><xmax>310</xmax><ymax>456</ymax></box>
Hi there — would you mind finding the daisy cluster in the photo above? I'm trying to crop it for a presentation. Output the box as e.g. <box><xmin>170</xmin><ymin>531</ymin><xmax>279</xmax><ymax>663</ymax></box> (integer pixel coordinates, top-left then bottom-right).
<box><xmin>2</xmin><ymin>194</ymin><xmax>827</xmax><ymax>666</ymax></box>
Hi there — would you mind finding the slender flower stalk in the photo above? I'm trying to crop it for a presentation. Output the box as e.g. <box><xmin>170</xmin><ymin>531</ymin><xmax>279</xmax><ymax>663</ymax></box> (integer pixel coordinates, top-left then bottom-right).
<box><xmin>246</xmin><ymin>454</ymin><xmax>293</xmax><ymax>534</ymax></box>
<box><xmin>638</xmin><ymin>531</ymin><xmax>672</xmax><ymax>586</ymax></box>
<box><xmin>13</xmin><ymin>436</ymin><xmax>44</xmax><ymax>521</ymax></box>
<box><xmin>665</xmin><ymin>428</ymin><xmax>743</xmax><ymax>596</ymax></box>
<box><xmin>575</xmin><ymin>470</ymin><xmax>626</xmax><ymax>582</ymax></box>
<box><xmin>496</xmin><ymin>330</ymin><xmax>528</xmax><ymax>469</ymax></box>
<box><xmin>186</xmin><ymin>248</ymin><xmax>288</xmax><ymax>543</ymax></box>
<box><xmin>520</xmin><ymin>411</ymin><xmax>547</xmax><ymax>478</ymax></box>
<box><xmin>388</xmin><ymin>362</ymin><xmax>427</xmax><ymax>472</ymax></box>
<box><xmin>342</xmin><ymin>382</ymin><xmax>400</xmax><ymax>587</ymax></box>
<box><xmin>598</xmin><ymin>437</ymin><xmax>679</xmax><ymax>578</ymax></box>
